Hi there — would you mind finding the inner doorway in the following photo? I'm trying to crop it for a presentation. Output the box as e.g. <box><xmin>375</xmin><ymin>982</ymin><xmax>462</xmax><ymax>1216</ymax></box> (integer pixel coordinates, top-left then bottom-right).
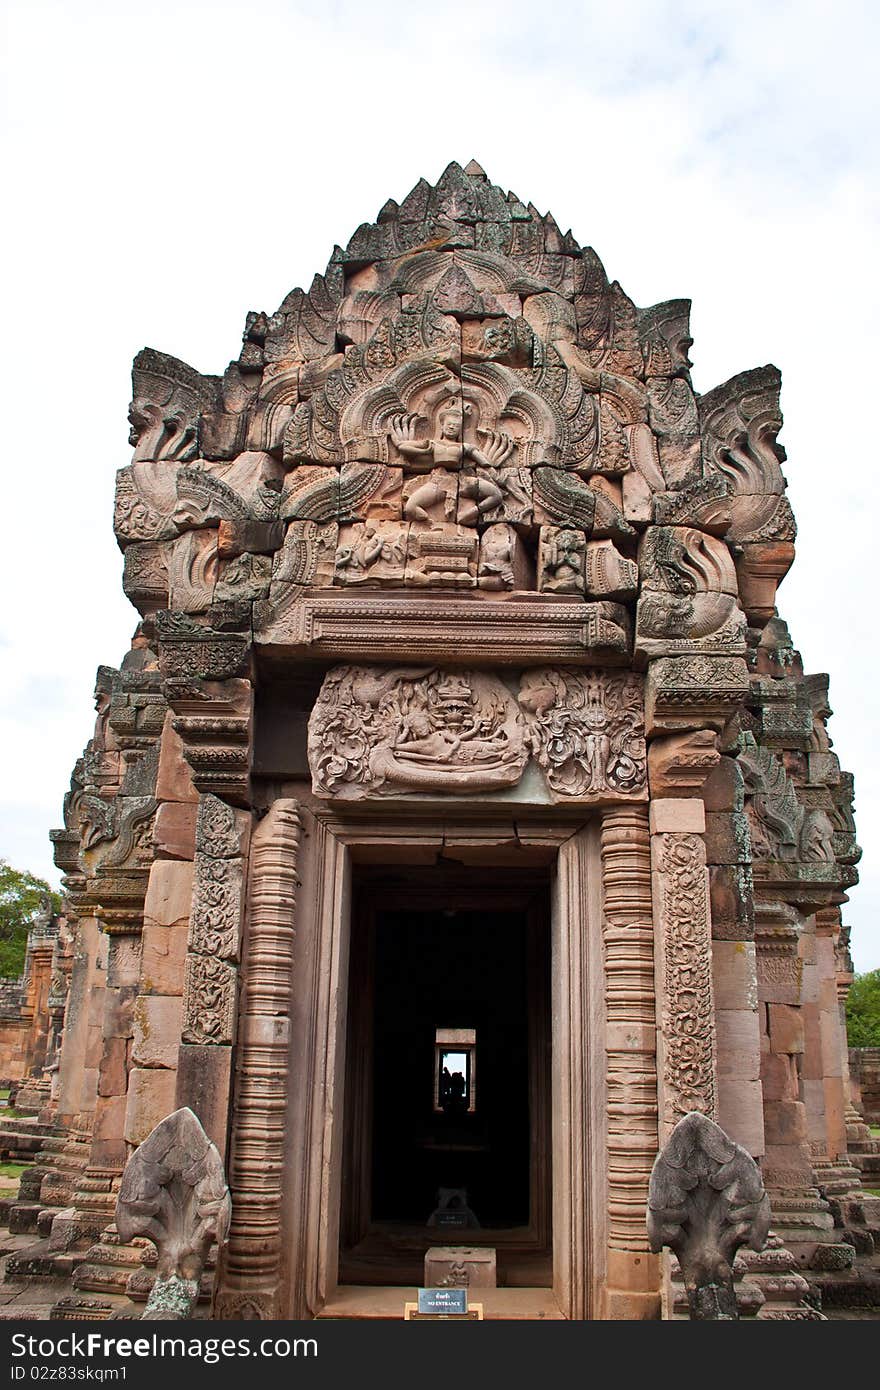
<box><xmin>339</xmin><ymin>865</ymin><xmax>552</xmax><ymax>1288</ymax></box>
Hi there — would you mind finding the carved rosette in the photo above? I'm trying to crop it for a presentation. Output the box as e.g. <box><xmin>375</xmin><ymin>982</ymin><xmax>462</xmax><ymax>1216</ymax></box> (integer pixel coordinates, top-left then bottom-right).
<box><xmin>652</xmin><ymin>832</ymin><xmax>717</xmax><ymax>1129</ymax></box>
<box><xmin>308</xmin><ymin>666</ymin><xmax>527</xmax><ymax>798</ymax></box>
<box><xmin>520</xmin><ymin>668</ymin><xmax>646</xmax><ymax>801</ymax></box>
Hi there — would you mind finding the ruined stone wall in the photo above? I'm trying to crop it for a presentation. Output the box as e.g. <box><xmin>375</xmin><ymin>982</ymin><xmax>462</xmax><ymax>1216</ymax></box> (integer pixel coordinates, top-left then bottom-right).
<box><xmin>0</xmin><ymin>978</ymin><xmax>27</xmax><ymax>1086</ymax></box>
<box><xmin>850</xmin><ymin>1048</ymin><xmax>880</xmax><ymax>1127</ymax></box>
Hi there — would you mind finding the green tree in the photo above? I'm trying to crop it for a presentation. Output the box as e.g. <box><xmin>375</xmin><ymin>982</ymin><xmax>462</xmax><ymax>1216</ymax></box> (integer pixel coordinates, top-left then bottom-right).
<box><xmin>0</xmin><ymin>860</ymin><xmax>61</xmax><ymax>979</ymax></box>
<box><xmin>846</xmin><ymin>970</ymin><xmax>880</xmax><ymax>1048</ymax></box>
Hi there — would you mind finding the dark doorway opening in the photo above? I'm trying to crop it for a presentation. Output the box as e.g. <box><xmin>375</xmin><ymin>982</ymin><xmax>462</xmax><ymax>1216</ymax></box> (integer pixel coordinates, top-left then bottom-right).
<box><xmin>340</xmin><ymin>865</ymin><xmax>552</xmax><ymax>1288</ymax></box>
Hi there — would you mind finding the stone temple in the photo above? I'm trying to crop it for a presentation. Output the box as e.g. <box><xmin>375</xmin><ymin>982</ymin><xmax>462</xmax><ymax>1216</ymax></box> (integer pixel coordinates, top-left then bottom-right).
<box><xmin>2</xmin><ymin>160</ymin><xmax>877</xmax><ymax>1320</ymax></box>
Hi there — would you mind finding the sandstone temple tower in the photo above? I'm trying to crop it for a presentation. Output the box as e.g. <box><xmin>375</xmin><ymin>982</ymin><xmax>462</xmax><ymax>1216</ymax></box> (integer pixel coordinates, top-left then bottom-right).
<box><xmin>19</xmin><ymin>161</ymin><xmax>871</xmax><ymax>1319</ymax></box>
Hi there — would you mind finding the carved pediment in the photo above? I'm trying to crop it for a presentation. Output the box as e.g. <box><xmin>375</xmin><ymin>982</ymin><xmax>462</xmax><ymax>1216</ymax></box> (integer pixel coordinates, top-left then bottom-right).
<box><xmin>307</xmin><ymin>664</ymin><xmax>646</xmax><ymax>804</ymax></box>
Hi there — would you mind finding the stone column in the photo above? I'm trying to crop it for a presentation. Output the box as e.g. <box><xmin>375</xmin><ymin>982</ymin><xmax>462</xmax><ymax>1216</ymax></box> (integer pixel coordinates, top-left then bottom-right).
<box><xmin>213</xmin><ymin>799</ymin><xmax>302</xmax><ymax>1320</ymax></box>
<box><xmin>600</xmin><ymin>805</ymin><xmax>660</xmax><ymax>1320</ymax></box>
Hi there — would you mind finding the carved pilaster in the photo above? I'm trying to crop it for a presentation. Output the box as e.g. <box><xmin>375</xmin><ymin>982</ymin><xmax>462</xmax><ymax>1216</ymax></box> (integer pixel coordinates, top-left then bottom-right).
<box><xmin>181</xmin><ymin>796</ymin><xmax>246</xmax><ymax>1046</ymax></box>
<box><xmin>600</xmin><ymin>806</ymin><xmax>658</xmax><ymax>1246</ymax></box>
<box><xmin>650</xmin><ymin>804</ymin><xmax>717</xmax><ymax>1132</ymax></box>
<box><xmin>214</xmin><ymin>799</ymin><xmax>302</xmax><ymax>1320</ymax></box>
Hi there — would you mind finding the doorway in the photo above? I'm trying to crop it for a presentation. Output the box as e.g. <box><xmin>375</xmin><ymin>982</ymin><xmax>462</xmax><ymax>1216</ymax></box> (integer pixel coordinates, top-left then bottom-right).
<box><xmin>339</xmin><ymin>865</ymin><xmax>552</xmax><ymax>1288</ymax></box>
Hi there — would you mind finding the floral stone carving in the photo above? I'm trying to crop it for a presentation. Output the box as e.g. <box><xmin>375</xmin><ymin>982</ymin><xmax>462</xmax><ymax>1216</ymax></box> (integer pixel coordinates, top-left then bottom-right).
<box><xmin>518</xmin><ymin>668</ymin><xmax>646</xmax><ymax>800</ymax></box>
<box><xmin>116</xmin><ymin>1107</ymin><xmax>231</xmax><ymax>1320</ymax></box>
<box><xmin>308</xmin><ymin>665</ymin><xmax>527</xmax><ymax>797</ymax></box>
<box><xmin>647</xmin><ymin>1111</ymin><xmax>770</xmax><ymax>1320</ymax></box>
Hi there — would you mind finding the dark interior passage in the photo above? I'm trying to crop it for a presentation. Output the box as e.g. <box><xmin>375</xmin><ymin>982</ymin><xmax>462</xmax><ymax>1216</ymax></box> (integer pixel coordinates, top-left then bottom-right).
<box><xmin>340</xmin><ymin>868</ymin><xmax>552</xmax><ymax>1287</ymax></box>
<box><xmin>371</xmin><ymin>909</ymin><xmax>531</xmax><ymax>1228</ymax></box>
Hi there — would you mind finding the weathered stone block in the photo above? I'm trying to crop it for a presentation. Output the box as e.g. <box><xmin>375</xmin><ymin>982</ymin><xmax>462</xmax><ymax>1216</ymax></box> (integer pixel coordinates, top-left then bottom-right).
<box><xmin>647</xmin><ymin>730</ymin><xmax>719</xmax><ymax>798</ymax></box>
<box><xmin>768</xmin><ymin>1003</ymin><xmax>805</xmax><ymax>1055</ymax></box>
<box><xmin>132</xmin><ymin>996</ymin><xmax>184</xmax><ymax>1069</ymax></box>
<box><xmin>763</xmin><ymin>1100</ymin><xmax>807</xmax><ymax>1147</ymax></box>
<box><xmin>153</xmin><ymin>801</ymin><xmax>198</xmax><ymax>860</ymax></box>
<box><xmin>761</xmin><ymin>1052</ymin><xmax>800</xmax><ymax>1102</ymax></box>
<box><xmin>156</xmin><ymin>713</ymin><xmax>198</xmax><ymax>804</ymax></box>
<box><xmin>711</xmin><ymin>941</ymin><xmax>757</xmax><ymax>1011</ymax></box>
<box><xmin>704</xmin><ymin>811</ymin><xmax>751</xmax><ymax>865</ymax></box>
<box><xmin>92</xmin><ymin>1094</ymin><xmax>128</xmax><ymax>1145</ymax></box>
<box><xmin>104</xmin><ymin>986</ymin><xmax>138</xmax><ymax>1039</ymax></box>
<box><xmin>174</xmin><ymin>1045</ymin><xmax>233</xmax><ymax>1156</ymax></box>
<box><xmin>701</xmin><ymin>755</ymin><xmax>745</xmax><ymax>813</ymax></box>
<box><xmin>107</xmin><ymin>936</ymin><xmax>142</xmax><ymax>990</ymax></box>
<box><xmin>649</xmin><ymin>797</ymin><xmax>705</xmax><ymax>834</ymax></box>
<box><xmin>708</xmin><ymin>863</ymin><xmax>755</xmax><ymax>940</ymax></box>
<box><xmin>123</xmin><ymin>1068</ymin><xmax>178</xmax><ymax>1147</ymax></box>
<box><xmin>143</xmin><ymin>860</ymin><xmax>194</xmax><ymax>928</ymax></box>
<box><xmin>717</xmin><ymin>1078</ymin><xmax>765</xmax><ymax>1157</ymax></box>
<box><xmin>141</xmin><ymin>920</ymin><xmax>189</xmax><ymax>997</ymax></box>
<box><xmin>98</xmin><ymin>1037</ymin><xmax>130</xmax><ymax>1098</ymax></box>
<box><xmin>715</xmin><ymin>1009</ymin><xmax>761</xmax><ymax>1079</ymax></box>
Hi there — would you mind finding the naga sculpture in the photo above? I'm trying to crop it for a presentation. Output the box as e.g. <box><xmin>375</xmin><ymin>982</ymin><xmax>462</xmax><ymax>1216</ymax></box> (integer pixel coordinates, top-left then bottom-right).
<box><xmin>646</xmin><ymin>1111</ymin><xmax>771</xmax><ymax>1319</ymax></box>
<box><xmin>115</xmin><ymin>1107</ymin><xmax>231</xmax><ymax>1319</ymax></box>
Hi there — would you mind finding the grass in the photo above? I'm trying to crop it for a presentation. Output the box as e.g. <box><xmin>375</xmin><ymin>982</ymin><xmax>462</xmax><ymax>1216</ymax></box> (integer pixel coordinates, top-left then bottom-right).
<box><xmin>0</xmin><ymin>1163</ymin><xmax>28</xmax><ymax>1180</ymax></box>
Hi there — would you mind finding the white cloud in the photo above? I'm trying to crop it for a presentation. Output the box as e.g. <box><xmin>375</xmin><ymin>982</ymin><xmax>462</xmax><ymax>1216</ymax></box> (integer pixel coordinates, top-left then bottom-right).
<box><xmin>2</xmin><ymin>0</ymin><xmax>878</xmax><ymax>968</ymax></box>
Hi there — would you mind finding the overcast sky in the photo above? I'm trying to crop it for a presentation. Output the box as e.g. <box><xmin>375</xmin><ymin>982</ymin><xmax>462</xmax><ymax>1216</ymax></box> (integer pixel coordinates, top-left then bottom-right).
<box><xmin>2</xmin><ymin>0</ymin><xmax>878</xmax><ymax>969</ymax></box>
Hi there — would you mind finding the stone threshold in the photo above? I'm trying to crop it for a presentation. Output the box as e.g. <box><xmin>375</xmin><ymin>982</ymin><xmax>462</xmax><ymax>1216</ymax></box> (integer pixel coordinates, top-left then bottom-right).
<box><xmin>317</xmin><ymin>1286</ymin><xmax>565</xmax><ymax>1320</ymax></box>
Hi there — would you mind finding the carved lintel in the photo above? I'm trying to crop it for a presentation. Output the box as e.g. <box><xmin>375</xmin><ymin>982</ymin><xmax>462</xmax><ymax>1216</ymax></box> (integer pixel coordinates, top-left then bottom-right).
<box><xmin>80</xmin><ymin>868</ymin><xmax>152</xmax><ymax>936</ymax></box>
<box><xmin>519</xmin><ymin>668</ymin><xmax>646</xmax><ymax>801</ymax></box>
<box><xmin>256</xmin><ymin>592</ymin><xmax>632</xmax><ymax>666</ymax></box>
<box><xmin>309</xmin><ymin>666</ymin><xmax>527</xmax><ymax>799</ymax></box>
<box><xmin>647</xmin><ymin>1112</ymin><xmax>770</xmax><ymax>1319</ymax></box>
<box><xmin>116</xmin><ymin>1107</ymin><xmax>230</xmax><ymax>1321</ymax></box>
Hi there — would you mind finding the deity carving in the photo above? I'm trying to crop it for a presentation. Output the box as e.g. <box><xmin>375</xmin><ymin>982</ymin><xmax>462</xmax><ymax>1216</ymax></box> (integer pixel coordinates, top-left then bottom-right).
<box><xmin>538</xmin><ymin>527</ymin><xmax>585</xmax><ymax>594</ymax></box>
<box><xmin>390</xmin><ymin>400</ymin><xmax>514</xmax><ymax>474</ymax></box>
<box><xmin>308</xmin><ymin>666</ymin><xmax>527</xmax><ymax>797</ymax></box>
<box><xmin>518</xmin><ymin>668</ymin><xmax>646</xmax><ymax>799</ymax></box>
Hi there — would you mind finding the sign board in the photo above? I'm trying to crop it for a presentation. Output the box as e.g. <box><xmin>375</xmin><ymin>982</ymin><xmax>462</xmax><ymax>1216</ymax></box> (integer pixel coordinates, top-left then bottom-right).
<box><xmin>418</xmin><ymin>1288</ymin><xmax>468</xmax><ymax>1315</ymax></box>
<box><xmin>405</xmin><ymin>1299</ymin><xmax>483</xmax><ymax>1321</ymax></box>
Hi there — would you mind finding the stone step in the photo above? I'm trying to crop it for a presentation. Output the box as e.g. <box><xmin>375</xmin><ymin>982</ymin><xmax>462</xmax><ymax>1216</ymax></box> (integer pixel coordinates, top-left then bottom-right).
<box><xmin>808</xmin><ymin>1270</ymin><xmax>880</xmax><ymax>1309</ymax></box>
<box><xmin>671</xmin><ymin>1278</ymin><xmax>766</xmax><ymax>1318</ymax></box>
<box><xmin>7</xmin><ymin>1204</ymin><xmax>43</xmax><ymax>1236</ymax></box>
<box><xmin>50</xmin><ymin>1295</ymin><xmax>125</xmax><ymax>1321</ymax></box>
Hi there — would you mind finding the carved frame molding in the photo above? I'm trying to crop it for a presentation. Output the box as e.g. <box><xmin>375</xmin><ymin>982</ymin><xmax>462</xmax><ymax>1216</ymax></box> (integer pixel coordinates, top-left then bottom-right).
<box><xmin>212</xmin><ymin>800</ymin><xmax>668</xmax><ymax>1320</ymax></box>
